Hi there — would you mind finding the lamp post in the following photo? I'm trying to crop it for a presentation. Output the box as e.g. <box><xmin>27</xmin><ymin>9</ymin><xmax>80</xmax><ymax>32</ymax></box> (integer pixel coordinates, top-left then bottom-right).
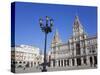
<box><xmin>39</xmin><ymin>16</ymin><xmax>53</xmax><ymax>72</ymax></box>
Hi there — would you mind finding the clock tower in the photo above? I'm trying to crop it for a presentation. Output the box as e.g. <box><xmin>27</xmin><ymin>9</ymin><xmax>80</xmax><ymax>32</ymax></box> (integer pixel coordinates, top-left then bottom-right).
<box><xmin>73</xmin><ymin>15</ymin><xmax>84</xmax><ymax>37</ymax></box>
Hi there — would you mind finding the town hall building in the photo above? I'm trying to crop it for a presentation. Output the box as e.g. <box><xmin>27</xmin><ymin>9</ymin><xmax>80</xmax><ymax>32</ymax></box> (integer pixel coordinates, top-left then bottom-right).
<box><xmin>48</xmin><ymin>15</ymin><xmax>97</xmax><ymax>69</ymax></box>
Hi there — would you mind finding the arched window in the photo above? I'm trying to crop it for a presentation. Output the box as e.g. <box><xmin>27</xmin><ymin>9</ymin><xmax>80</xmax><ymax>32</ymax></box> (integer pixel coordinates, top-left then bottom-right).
<box><xmin>58</xmin><ymin>60</ymin><xmax>60</xmax><ymax>67</ymax></box>
<box><xmin>90</xmin><ymin>57</ymin><xmax>93</xmax><ymax>66</ymax></box>
<box><xmin>61</xmin><ymin>60</ymin><xmax>63</xmax><ymax>67</ymax></box>
<box><xmin>83</xmin><ymin>57</ymin><xmax>87</xmax><ymax>65</ymax></box>
<box><xmin>77</xmin><ymin>58</ymin><xmax>81</xmax><ymax>66</ymax></box>
<box><xmin>76</xmin><ymin>43</ymin><xmax>80</xmax><ymax>55</ymax></box>
<box><xmin>64</xmin><ymin>60</ymin><xmax>66</xmax><ymax>66</ymax></box>
<box><xmin>53</xmin><ymin>59</ymin><xmax>55</xmax><ymax>67</ymax></box>
<box><xmin>72</xmin><ymin>59</ymin><xmax>74</xmax><ymax>66</ymax></box>
<box><xmin>67</xmin><ymin>60</ymin><xmax>69</xmax><ymax>66</ymax></box>
<box><xmin>94</xmin><ymin>56</ymin><xmax>97</xmax><ymax>66</ymax></box>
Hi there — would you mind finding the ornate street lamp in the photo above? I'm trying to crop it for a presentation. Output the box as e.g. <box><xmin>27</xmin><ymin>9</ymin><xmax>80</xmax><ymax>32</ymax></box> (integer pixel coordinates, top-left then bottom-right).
<box><xmin>39</xmin><ymin>16</ymin><xmax>53</xmax><ymax>72</ymax></box>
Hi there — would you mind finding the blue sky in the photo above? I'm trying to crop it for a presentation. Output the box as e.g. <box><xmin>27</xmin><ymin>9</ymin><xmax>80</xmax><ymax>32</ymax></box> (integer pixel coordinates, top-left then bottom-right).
<box><xmin>14</xmin><ymin>2</ymin><xmax>97</xmax><ymax>52</ymax></box>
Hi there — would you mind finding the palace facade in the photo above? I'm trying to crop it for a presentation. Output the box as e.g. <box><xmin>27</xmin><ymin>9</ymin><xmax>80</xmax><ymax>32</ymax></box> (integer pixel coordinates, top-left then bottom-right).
<box><xmin>48</xmin><ymin>16</ymin><xmax>97</xmax><ymax>69</ymax></box>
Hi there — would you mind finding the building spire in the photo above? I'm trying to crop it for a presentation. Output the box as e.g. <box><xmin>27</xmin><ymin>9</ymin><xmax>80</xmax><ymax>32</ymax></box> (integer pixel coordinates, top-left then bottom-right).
<box><xmin>74</xmin><ymin>15</ymin><xmax>83</xmax><ymax>28</ymax></box>
<box><xmin>55</xmin><ymin>29</ymin><xmax>59</xmax><ymax>37</ymax></box>
<box><xmin>53</xmin><ymin>29</ymin><xmax>60</xmax><ymax>42</ymax></box>
<box><xmin>51</xmin><ymin>29</ymin><xmax>61</xmax><ymax>47</ymax></box>
<box><xmin>74</xmin><ymin>9</ymin><xmax>80</xmax><ymax>25</ymax></box>
<box><xmin>73</xmin><ymin>15</ymin><xmax>86</xmax><ymax>36</ymax></box>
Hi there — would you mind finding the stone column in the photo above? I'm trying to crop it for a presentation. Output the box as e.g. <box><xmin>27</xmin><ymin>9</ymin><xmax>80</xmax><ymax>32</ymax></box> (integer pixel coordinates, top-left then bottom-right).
<box><xmin>61</xmin><ymin>60</ymin><xmax>63</xmax><ymax>67</ymax></box>
<box><xmin>92</xmin><ymin>56</ymin><xmax>94</xmax><ymax>67</ymax></box>
<box><xmin>56</xmin><ymin>60</ymin><xmax>58</xmax><ymax>67</ymax></box>
<box><xmin>85</xmin><ymin>41</ymin><xmax>88</xmax><ymax>55</ymax></box>
<box><xmin>70</xmin><ymin>59</ymin><xmax>72</xmax><ymax>67</ymax></box>
<box><xmin>59</xmin><ymin>60</ymin><xmax>61</xmax><ymax>67</ymax></box>
<box><xmin>30</xmin><ymin>61</ymin><xmax>32</xmax><ymax>67</ymax></box>
<box><xmin>86</xmin><ymin>56</ymin><xmax>90</xmax><ymax>66</ymax></box>
<box><xmin>51</xmin><ymin>60</ymin><xmax>53</xmax><ymax>67</ymax></box>
<box><xmin>66</xmin><ymin>59</ymin><xmax>68</xmax><ymax>67</ymax></box>
<box><xmin>69</xmin><ymin>59</ymin><xmax>72</xmax><ymax>67</ymax></box>
<box><xmin>63</xmin><ymin>59</ymin><xmax>64</xmax><ymax>67</ymax></box>
<box><xmin>74</xmin><ymin>58</ymin><xmax>77</xmax><ymax>66</ymax></box>
<box><xmin>81</xmin><ymin>57</ymin><xmax>84</xmax><ymax>66</ymax></box>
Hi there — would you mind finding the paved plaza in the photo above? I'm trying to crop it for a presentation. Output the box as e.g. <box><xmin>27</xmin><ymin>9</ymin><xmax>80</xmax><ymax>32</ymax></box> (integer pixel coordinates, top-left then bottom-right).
<box><xmin>15</xmin><ymin>66</ymin><xmax>97</xmax><ymax>73</ymax></box>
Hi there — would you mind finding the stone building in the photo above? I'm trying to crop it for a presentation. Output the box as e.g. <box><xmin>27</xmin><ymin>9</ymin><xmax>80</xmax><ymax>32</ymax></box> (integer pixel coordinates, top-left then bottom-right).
<box><xmin>11</xmin><ymin>45</ymin><xmax>43</xmax><ymax>68</ymax></box>
<box><xmin>48</xmin><ymin>16</ymin><xmax>97</xmax><ymax>69</ymax></box>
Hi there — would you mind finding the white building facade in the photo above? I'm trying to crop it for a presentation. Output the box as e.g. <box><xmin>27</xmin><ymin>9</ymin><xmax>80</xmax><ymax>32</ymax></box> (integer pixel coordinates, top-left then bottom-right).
<box><xmin>48</xmin><ymin>16</ymin><xmax>97</xmax><ymax>69</ymax></box>
<box><xmin>11</xmin><ymin>45</ymin><xmax>43</xmax><ymax>68</ymax></box>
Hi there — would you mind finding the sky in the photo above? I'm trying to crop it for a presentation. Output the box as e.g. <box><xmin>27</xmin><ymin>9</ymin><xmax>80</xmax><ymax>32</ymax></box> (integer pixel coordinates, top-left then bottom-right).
<box><xmin>14</xmin><ymin>2</ymin><xmax>97</xmax><ymax>53</ymax></box>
